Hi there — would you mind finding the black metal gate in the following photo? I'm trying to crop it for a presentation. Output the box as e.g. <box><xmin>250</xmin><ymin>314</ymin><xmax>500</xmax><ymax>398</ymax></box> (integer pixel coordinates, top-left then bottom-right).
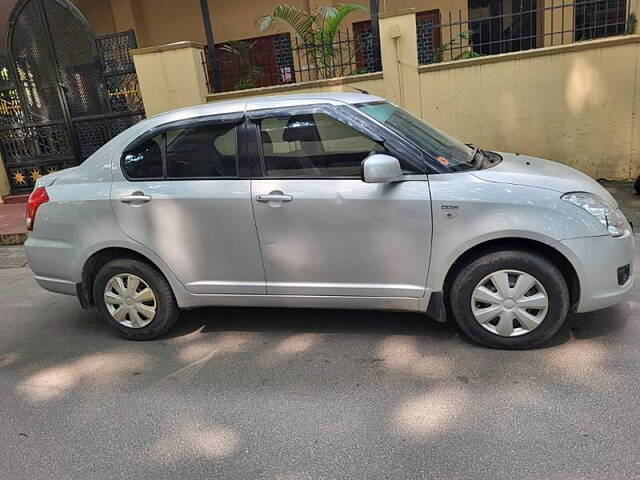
<box><xmin>0</xmin><ymin>0</ymin><xmax>145</xmax><ymax>193</ymax></box>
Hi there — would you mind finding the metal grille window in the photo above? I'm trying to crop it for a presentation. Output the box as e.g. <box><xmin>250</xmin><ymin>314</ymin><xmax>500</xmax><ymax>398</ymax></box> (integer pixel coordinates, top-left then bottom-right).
<box><xmin>417</xmin><ymin>11</ymin><xmax>442</xmax><ymax>64</ymax></box>
<box><xmin>468</xmin><ymin>0</ymin><xmax>538</xmax><ymax>56</ymax></box>
<box><xmin>431</xmin><ymin>0</ymin><xmax>631</xmax><ymax>64</ymax></box>
<box><xmin>273</xmin><ymin>34</ymin><xmax>295</xmax><ymax>84</ymax></box>
<box><xmin>207</xmin><ymin>33</ymin><xmax>295</xmax><ymax>92</ymax></box>
<box><xmin>353</xmin><ymin>21</ymin><xmax>377</xmax><ymax>73</ymax></box>
<box><xmin>355</xmin><ymin>13</ymin><xmax>441</xmax><ymax>67</ymax></box>
<box><xmin>575</xmin><ymin>0</ymin><xmax>628</xmax><ymax>40</ymax></box>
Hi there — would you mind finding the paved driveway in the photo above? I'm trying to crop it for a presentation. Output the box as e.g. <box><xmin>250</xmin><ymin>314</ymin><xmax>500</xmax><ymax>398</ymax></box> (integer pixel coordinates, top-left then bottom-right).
<box><xmin>1</xmin><ymin>241</ymin><xmax>639</xmax><ymax>480</ymax></box>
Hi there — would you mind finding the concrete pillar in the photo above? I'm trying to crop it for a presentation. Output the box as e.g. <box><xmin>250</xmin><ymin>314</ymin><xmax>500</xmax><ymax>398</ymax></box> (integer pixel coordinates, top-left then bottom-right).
<box><xmin>379</xmin><ymin>8</ymin><xmax>421</xmax><ymax>116</ymax></box>
<box><xmin>132</xmin><ymin>41</ymin><xmax>209</xmax><ymax>117</ymax></box>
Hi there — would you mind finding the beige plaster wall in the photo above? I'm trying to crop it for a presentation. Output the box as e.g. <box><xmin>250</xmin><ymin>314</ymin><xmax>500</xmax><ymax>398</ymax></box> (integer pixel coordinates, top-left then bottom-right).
<box><xmin>418</xmin><ymin>36</ymin><xmax>640</xmax><ymax>179</ymax></box>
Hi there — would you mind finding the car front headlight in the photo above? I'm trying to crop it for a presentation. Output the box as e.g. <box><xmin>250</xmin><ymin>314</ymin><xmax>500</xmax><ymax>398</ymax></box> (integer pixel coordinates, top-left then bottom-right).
<box><xmin>562</xmin><ymin>192</ymin><xmax>627</xmax><ymax>237</ymax></box>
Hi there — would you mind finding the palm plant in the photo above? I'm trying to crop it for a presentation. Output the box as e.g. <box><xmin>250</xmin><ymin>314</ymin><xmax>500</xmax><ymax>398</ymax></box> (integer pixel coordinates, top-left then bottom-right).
<box><xmin>257</xmin><ymin>3</ymin><xmax>367</xmax><ymax>79</ymax></box>
<box><xmin>219</xmin><ymin>40</ymin><xmax>263</xmax><ymax>90</ymax></box>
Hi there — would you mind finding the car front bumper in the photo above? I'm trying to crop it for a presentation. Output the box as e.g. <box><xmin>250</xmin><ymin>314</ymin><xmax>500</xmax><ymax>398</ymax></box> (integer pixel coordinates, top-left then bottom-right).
<box><xmin>562</xmin><ymin>228</ymin><xmax>635</xmax><ymax>313</ymax></box>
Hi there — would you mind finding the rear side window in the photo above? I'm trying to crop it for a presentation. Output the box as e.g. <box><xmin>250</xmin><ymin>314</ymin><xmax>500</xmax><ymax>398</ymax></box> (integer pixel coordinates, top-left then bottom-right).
<box><xmin>166</xmin><ymin>124</ymin><xmax>238</xmax><ymax>178</ymax></box>
<box><xmin>121</xmin><ymin>122</ymin><xmax>239</xmax><ymax>180</ymax></box>
<box><xmin>122</xmin><ymin>134</ymin><xmax>163</xmax><ymax>179</ymax></box>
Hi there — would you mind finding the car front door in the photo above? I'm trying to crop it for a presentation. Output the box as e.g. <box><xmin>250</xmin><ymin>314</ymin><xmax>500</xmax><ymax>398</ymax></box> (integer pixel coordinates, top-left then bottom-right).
<box><xmin>111</xmin><ymin>116</ymin><xmax>266</xmax><ymax>294</ymax></box>
<box><xmin>249</xmin><ymin>105</ymin><xmax>432</xmax><ymax>297</ymax></box>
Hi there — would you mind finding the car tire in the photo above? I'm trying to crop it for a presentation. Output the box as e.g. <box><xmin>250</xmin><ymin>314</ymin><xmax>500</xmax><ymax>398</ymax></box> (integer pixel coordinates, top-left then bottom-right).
<box><xmin>93</xmin><ymin>258</ymin><xmax>179</xmax><ymax>340</ymax></box>
<box><xmin>449</xmin><ymin>249</ymin><xmax>569</xmax><ymax>349</ymax></box>
<box><xmin>634</xmin><ymin>175</ymin><xmax>640</xmax><ymax>195</ymax></box>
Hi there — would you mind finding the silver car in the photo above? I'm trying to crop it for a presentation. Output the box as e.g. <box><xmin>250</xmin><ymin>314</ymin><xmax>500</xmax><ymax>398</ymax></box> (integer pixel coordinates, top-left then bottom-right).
<box><xmin>25</xmin><ymin>93</ymin><xmax>634</xmax><ymax>349</ymax></box>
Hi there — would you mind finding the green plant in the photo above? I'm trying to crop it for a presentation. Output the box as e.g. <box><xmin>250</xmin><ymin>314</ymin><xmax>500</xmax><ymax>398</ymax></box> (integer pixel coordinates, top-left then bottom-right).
<box><xmin>431</xmin><ymin>30</ymin><xmax>482</xmax><ymax>64</ymax></box>
<box><xmin>257</xmin><ymin>3</ymin><xmax>367</xmax><ymax>78</ymax></box>
<box><xmin>219</xmin><ymin>40</ymin><xmax>263</xmax><ymax>90</ymax></box>
<box><xmin>625</xmin><ymin>12</ymin><xmax>637</xmax><ymax>35</ymax></box>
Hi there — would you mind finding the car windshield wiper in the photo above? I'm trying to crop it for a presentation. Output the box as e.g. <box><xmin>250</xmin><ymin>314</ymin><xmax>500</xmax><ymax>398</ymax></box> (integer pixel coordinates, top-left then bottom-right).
<box><xmin>466</xmin><ymin>143</ymin><xmax>485</xmax><ymax>168</ymax></box>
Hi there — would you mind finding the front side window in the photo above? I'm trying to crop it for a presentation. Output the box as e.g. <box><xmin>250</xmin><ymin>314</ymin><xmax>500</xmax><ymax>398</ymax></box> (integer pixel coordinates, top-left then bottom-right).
<box><xmin>259</xmin><ymin>112</ymin><xmax>386</xmax><ymax>177</ymax></box>
<box><xmin>356</xmin><ymin>102</ymin><xmax>474</xmax><ymax>171</ymax></box>
<box><xmin>122</xmin><ymin>134</ymin><xmax>163</xmax><ymax>179</ymax></box>
<box><xmin>166</xmin><ymin>123</ymin><xmax>238</xmax><ymax>178</ymax></box>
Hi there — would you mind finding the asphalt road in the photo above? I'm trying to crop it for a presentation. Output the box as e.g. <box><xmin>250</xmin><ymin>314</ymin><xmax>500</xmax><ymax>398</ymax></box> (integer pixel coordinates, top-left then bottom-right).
<box><xmin>1</xmin><ymin>243</ymin><xmax>639</xmax><ymax>480</ymax></box>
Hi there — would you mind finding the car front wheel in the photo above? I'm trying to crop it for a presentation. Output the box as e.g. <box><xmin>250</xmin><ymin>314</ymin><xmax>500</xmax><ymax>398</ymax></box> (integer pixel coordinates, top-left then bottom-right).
<box><xmin>449</xmin><ymin>249</ymin><xmax>570</xmax><ymax>349</ymax></box>
<box><xmin>93</xmin><ymin>258</ymin><xmax>179</xmax><ymax>340</ymax></box>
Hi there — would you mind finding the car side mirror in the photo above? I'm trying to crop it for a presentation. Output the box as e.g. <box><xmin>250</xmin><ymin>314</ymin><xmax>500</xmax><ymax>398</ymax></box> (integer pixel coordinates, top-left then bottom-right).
<box><xmin>361</xmin><ymin>154</ymin><xmax>403</xmax><ymax>183</ymax></box>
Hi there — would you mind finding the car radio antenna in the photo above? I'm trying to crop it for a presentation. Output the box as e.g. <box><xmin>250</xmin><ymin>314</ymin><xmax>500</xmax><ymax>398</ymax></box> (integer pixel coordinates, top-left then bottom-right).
<box><xmin>347</xmin><ymin>86</ymin><xmax>369</xmax><ymax>95</ymax></box>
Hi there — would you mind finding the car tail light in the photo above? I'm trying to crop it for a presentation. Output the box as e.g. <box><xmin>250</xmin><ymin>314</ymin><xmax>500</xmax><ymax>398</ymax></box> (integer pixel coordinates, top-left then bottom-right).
<box><xmin>26</xmin><ymin>186</ymin><xmax>49</xmax><ymax>231</ymax></box>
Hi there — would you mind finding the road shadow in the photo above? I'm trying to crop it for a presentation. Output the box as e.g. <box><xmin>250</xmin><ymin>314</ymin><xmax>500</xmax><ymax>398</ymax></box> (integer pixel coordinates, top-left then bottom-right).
<box><xmin>166</xmin><ymin>301</ymin><xmax>630</xmax><ymax>349</ymax></box>
<box><xmin>169</xmin><ymin>306</ymin><xmax>458</xmax><ymax>340</ymax></box>
<box><xmin>564</xmin><ymin>302</ymin><xmax>632</xmax><ymax>340</ymax></box>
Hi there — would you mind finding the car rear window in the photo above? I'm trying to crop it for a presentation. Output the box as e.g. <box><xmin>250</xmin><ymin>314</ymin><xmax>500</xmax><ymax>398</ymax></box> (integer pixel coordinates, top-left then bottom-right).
<box><xmin>122</xmin><ymin>134</ymin><xmax>163</xmax><ymax>179</ymax></box>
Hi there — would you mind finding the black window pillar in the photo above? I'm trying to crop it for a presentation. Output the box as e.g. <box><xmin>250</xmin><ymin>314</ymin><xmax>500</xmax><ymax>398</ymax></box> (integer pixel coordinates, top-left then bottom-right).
<box><xmin>199</xmin><ymin>0</ymin><xmax>222</xmax><ymax>93</ymax></box>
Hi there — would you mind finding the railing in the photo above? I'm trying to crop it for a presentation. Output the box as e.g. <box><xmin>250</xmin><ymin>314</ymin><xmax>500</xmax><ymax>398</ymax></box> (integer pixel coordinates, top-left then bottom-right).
<box><xmin>290</xmin><ymin>30</ymin><xmax>374</xmax><ymax>82</ymax></box>
<box><xmin>203</xmin><ymin>30</ymin><xmax>377</xmax><ymax>94</ymax></box>
<box><xmin>201</xmin><ymin>0</ymin><xmax>634</xmax><ymax>93</ymax></box>
<box><xmin>425</xmin><ymin>0</ymin><xmax>633</xmax><ymax>65</ymax></box>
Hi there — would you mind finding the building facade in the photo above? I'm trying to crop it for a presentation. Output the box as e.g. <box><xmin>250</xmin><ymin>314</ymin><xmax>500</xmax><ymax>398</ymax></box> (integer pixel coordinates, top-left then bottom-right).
<box><xmin>64</xmin><ymin>0</ymin><xmax>629</xmax><ymax>91</ymax></box>
<box><xmin>0</xmin><ymin>0</ymin><xmax>632</xmax><ymax>196</ymax></box>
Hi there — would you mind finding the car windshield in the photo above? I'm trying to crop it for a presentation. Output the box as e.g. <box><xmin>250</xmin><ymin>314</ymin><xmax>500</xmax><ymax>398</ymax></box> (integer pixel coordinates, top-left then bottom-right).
<box><xmin>356</xmin><ymin>102</ymin><xmax>475</xmax><ymax>171</ymax></box>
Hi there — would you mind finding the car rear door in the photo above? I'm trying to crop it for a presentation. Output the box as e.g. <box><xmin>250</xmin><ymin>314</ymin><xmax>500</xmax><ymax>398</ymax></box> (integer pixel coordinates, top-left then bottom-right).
<box><xmin>248</xmin><ymin>105</ymin><xmax>432</xmax><ymax>297</ymax></box>
<box><xmin>110</xmin><ymin>114</ymin><xmax>266</xmax><ymax>294</ymax></box>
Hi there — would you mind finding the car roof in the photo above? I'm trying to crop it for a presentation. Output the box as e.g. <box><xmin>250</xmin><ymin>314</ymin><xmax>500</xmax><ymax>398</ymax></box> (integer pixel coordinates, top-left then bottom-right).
<box><xmin>91</xmin><ymin>92</ymin><xmax>386</xmax><ymax>160</ymax></box>
<box><xmin>146</xmin><ymin>92</ymin><xmax>384</xmax><ymax>126</ymax></box>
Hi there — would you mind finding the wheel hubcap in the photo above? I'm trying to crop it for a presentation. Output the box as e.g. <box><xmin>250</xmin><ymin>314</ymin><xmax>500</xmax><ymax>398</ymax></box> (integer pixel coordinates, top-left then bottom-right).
<box><xmin>471</xmin><ymin>269</ymin><xmax>549</xmax><ymax>337</ymax></box>
<box><xmin>104</xmin><ymin>274</ymin><xmax>156</xmax><ymax>329</ymax></box>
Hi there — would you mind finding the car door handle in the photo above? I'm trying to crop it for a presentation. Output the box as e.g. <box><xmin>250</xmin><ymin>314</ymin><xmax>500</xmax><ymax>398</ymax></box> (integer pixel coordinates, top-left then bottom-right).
<box><xmin>120</xmin><ymin>193</ymin><xmax>151</xmax><ymax>204</ymax></box>
<box><xmin>256</xmin><ymin>194</ymin><xmax>293</xmax><ymax>203</ymax></box>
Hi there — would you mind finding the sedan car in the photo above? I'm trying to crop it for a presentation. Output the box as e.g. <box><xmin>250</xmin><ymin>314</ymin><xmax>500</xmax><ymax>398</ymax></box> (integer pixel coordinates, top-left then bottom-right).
<box><xmin>25</xmin><ymin>93</ymin><xmax>634</xmax><ymax>349</ymax></box>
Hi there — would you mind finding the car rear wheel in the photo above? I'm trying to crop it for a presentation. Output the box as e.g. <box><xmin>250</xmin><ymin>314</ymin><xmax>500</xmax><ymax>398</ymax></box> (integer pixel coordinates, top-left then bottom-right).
<box><xmin>93</xmin><ymin>258</ymin><xmax>179</xmax><ymax>340</ymax></box>
<box><xmin>449</xmin><ymin>249</ymin><xmax>569</xmax><ymax>349</ymax></box>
